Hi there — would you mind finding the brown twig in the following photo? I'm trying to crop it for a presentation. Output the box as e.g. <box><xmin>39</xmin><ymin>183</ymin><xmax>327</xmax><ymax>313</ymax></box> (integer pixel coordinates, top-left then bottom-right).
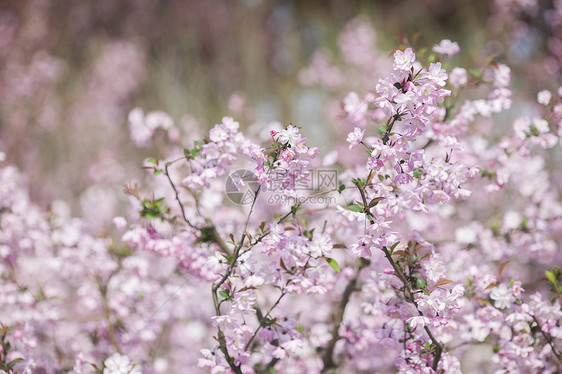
<box><xmin>211</xmin><ymin>185</ymin><xmax>261</xmax><ymax>373</ymax></box>
<box><xmin>164</xmin><ymin>163</ymin><xmax>231</xmax><ymax>255</ymax></box>
<box><xmin>321</xmin><ymin>261</ymin><xmax>367</xmax><ymax>373</ymax></box>
<box><xmin>353</xmin><ymin>180</ymin><xmax>443</xmax><ymax>371</ymax></box>
<box><xmin>532</xmin><ymin>316</ymin><xmax>562</xmax><ymax>363</ymax></box>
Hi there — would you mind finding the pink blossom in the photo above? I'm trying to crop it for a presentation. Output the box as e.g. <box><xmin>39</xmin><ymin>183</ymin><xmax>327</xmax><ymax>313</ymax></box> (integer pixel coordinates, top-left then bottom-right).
<box><xmin>113</xmin><ymin>216</ymin><xmax>127</xmax><ymax>231</ymax></box>
<box><xmin>393</xmin><ymin>48</ymin><xmax>416</xmax><ymax>71</ymax></box>
<box><xmin>346</xmin><ymin>127</ymin><xmax>365</xmax><ymax>149</ymax></box>
<box><xmin>490</xmin><ymin>284</ymin><xmax>515</xmax><ymax>309</ymax></box>
<box><xmin>537</xmin><ymin>90</ymin><xmax>552</xmax><ymax>105</ymax></box>
<box><xmin>432</xmin><ymin>39</ymin><xmax>460</xmax><ymax>57</ymax></box>
<box><xmin>449</xmin><ymin>67</ymin><xmax>467</xmax><ymax>87</ymax></box>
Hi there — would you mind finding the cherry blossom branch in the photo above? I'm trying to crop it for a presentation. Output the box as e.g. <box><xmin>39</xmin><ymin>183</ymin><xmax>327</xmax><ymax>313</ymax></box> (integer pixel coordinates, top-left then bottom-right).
<box><xmin>321</xmin><ymin>260</ymin><xmax>367</xmax><ymax>373</ymax></box>
<box><xmin>164</xmin><ymin>163</ymin><xmax>231</xmax><ymax>255</ymax></box>
<box><xmin>211</xmin><ymin>185</ymin><xmax>262</xmax><ymax>373</ymax></box>
<box><xmin>244</xmin><ymin>290</ymin><xmax>286</xmax><ymax>351</ymax></box>
<box><xmin>239</xmin><ymin>205</ymin><xmax>299</xmax><ymax>257</ymax></box>
<box><xmin>164</xmin><ymin>163</ymin><xmax>197</xmax><ymax>230</ymax></box>
<box><xmin>532</xmin><ymin>316</ymin><xmax>562</xmax><ymax>363</ymax></box>
<box><xmin>98</xmin><ymin>271</ymin><xmax>121</xmax><ymax>354</ymax></box>
<box><xmin>353</xmin><ymin>180</ymin><xmax>444</xmax><ymax>371</ymax></box>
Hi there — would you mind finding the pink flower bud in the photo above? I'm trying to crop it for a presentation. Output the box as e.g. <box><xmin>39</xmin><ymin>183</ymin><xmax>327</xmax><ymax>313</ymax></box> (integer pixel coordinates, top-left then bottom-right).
<box><xmin>307</xmin><ymin>147</ymin><xmax>320</xmax><ymax>158</ymax></box>
<box><xmin>403</xmin><ymin>81</ymin><xmax>415</xmax><ymax>91</ymax></box>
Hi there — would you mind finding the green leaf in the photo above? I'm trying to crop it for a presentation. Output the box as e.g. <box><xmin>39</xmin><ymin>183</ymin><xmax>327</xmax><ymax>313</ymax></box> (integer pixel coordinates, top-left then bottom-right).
<box><xmin>338</xmin><ymin>184</ymin><xmax>346</xmax><ymax>193</ymax></box>
<box><xmin>345</xmin><ymin>204</ymin><xmax>363</xmax><ymax>212</ymax></box>
<box><xmin>378</xmin><ymin>126</ymin><xmax>387</xmax><ymax>134</ymax></box>
<box><xmin>325</xmin><ymin>257</ymin><xmax>341</xmax><ymax>273</ymax></box>
<box><xmin>147</xmin><ymin>158</ymin><xmax>158</xmax><ymax>165</ymax></box>
<box><xmin>413</xmin><ymin>169</ymin><xmax>423</xmax><ymax>178</ymax></box>
<box><xmin>469</xmin><ymin>69</ymin><xmax>482</xmax><ymax>79</ymax></box>
<box><xmin>417</xmin><ymin>278</ymin><xmax>427</xmax><ymax>289</ymax></box>
<box><xmin>139</xmin><ymin>198</ymin><xmax>167</xmax><ymax>220</ymax></box>
<box><xmin>153</xmin><ymin>169</ymin><xmax>163</xmax><ymax>176</ymax></box>
<box><xmin>484</xmin><ymin>53</ymin><xmax>500</xmax><ymax>67</ymax></box>
<box><xmin>529</xmin><ymin>125</ymin><xmax>540</xmax><ymax>137</ymax></box>
<box><xmin>545</xmin><ymin>270</ymin><xmax>558</xmax><ymax>287</ymax></box>
<box><xmin>194</xmin><ymin>140</ymin><xmax>202</xmax><ymax>147</ymax></box>
<box><xmin>219</xmin><ymin>290</ymin><xmax>230</xmax><ymax>298</ymax></box>
<box><xmin>382</xmin><ymin>134</ymin><xmax>389</xmax><ymax>144</ymax></box>
<box><xmin>7</xmin><ymin>358</ymin><xmax>23</xmax><ymax>369</ymax></box>
<box><xmin>519</xmin><ymin>218</ymin><xmax>528</xmax><ymax>231</ymax></box>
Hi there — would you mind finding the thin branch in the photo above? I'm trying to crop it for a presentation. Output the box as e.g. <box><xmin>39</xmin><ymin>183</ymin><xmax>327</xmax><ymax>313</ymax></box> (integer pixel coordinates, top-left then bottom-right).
<box><xmin>245</xmin><ymin>290</ymin><xmax>286</xmax><ymax>351</ymax></box>
<box><xmin>353</xmin><ymin>180</ymin><xmax>444</xmax><ymax>371</ymax></box>
<box><xmin>321</xmin><ymin>261</ymin><xmax>367</xmax><ymax>373</ymax></box>
<box><xmin>533</xmin><ymin>316</ymin><xmax>562</xmax><ymax>363</ymax></box>
<box><xmin>164</xmin><ymin>163</ymin><xmax>231</xmax><ymax>255</ymax></box>
<box><xmin>164</xmin><ymin>163</ymin><xmax>197</xmax><ymax>230</ymax></box>
<box><xmin>98</xmin><ymin>271</ymin><xmax>121</xmax><ymax>354</ymax></box>
<box><xmin>239</xmin><ymin>206</ymin><xmax>296</xmax><ymax>257</ymax></box>
<box><xmin>211</xmin><ymin>186</ymin><xmax>262</xmax><ymax>374</ymax></box>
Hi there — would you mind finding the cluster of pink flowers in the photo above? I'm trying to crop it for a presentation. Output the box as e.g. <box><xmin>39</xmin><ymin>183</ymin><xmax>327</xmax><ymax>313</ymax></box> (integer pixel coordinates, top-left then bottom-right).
<box><xmin>1</xmin><ymin>7</ymin><xmax>562</xmax><ymax>374</ymax></box>
<box><xmin>115</xmin><ymin>42</ymin><xmax>562</xmax><ymax>373</ymax></box>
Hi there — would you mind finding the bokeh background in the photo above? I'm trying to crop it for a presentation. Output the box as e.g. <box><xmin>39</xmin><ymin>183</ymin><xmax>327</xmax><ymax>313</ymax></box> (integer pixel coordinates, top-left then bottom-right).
<box><xmin>3</xmin><ymin>2</ymin><xmax>562</xmax><ymax>373</ymax></box>
<box><xmin>1</xmin><ymin>0</ymin><xmax>560</xmax><ymax>225</ymax></box>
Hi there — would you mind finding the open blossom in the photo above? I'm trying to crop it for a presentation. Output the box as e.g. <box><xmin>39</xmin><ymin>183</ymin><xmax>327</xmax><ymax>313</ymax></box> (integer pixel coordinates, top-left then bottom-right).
<box><xmin>103</xmin><ymin>353</ymin><xmax>140</xmax><ymax>374</ymax></box>
<box><xmin>432</xmin><ymin>39</ymin><xmax>460</xmax><ymax>57</ymax></box>
<box><xmin>350</xmin><ymin>236</ymin><xmax>373</xmax><ymax>258</ymax></box>
<box><xmin>424</xmin><ymin>62</ymin><xmax>448</xmax><ymax>87</ymax></box>
<box><xmin>367</xmin><ymin>156</ymin><xmax>384</xmax><ymax>171</ymax></box>
<box><xmin>128</xmin><ymin>108</ymin><xmax>176</xmax><ymax>147</ymax></box>
<box><xmin>275</xmin><ymin>124</ymin><xmax>301</xmax><ymax>146</ymax></box>
<box><xmin>490</xmin><ymin>284</ymin><xmax>515</xmax><ymax>309</ymax></box>
<box><xmin>343</xmin><ymin>91</ymin><xmax>368</xmax><ymax>119</ymax></box>
<box><xmin>407</xmin><ymin>316</ymin><xmax>430</xmax><ymax>331</ymax></box>
<box><xmin>346</xmin><ymin>127</ymin><xmax>365</xmax><ymax>149</ymax></box>
<box><xmin>417</xmin><ymin>290</ymin><xmax>446</xmax><ymax>315</ymax></box>
<box><xmin>492</xmin><ymin>64</ymin><xmax>511</xmax><ymax>87</ymax></box>
<box><xmin>113</xmin><ymin>216</ymin><xmax>127</xmax><ymax>231</ymax></box>
<box><xmin>422</xmin><ymin>255</ymin><xmax>446</xmax><ymax>283</ymax></box>
<box><xmin>449</xmin><ymin>67</ymin><xmax>467</xmax><ymax>88</ymax></box>
<box><xmin>393</xmin><ymin>48</ymin><xmax>416</xmax><ymax>71</ymax></box>
<box><xmin>537</xmin><ymin>90</ymin><xmax>552</xmax><ymax>105</ymax></box>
